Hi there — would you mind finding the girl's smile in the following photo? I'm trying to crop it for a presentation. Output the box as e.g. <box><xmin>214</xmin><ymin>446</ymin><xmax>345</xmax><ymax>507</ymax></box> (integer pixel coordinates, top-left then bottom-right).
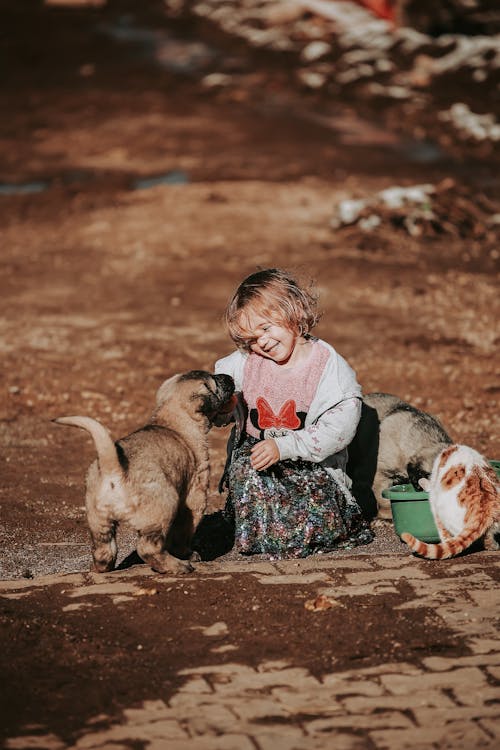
<box><xmin>239</xmin><ymin>310</ymin><xmax>310</xmax><ymax>367</ymax></box>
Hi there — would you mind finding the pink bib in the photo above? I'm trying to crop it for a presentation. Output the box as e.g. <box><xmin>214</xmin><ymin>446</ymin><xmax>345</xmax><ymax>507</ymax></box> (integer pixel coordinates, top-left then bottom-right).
<box><xmin>243</xmin><ymin>341</ymin><xmax>329</xmax><ymax>439</ymax></box>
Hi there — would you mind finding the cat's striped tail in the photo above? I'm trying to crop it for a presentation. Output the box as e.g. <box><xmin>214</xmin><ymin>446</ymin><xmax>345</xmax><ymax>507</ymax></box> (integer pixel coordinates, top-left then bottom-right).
<box><xmin>401</xmin><ymin>528</ymin><xmax>483</xmax><ymax>560</ymax></box>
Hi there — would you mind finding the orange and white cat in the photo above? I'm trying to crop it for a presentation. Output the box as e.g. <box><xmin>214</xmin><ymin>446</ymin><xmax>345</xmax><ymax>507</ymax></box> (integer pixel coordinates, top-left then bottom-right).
<box><xmin>402</xmin><ymin>444</ymin><xmax>500</xmax><ymax>559</ymax></box>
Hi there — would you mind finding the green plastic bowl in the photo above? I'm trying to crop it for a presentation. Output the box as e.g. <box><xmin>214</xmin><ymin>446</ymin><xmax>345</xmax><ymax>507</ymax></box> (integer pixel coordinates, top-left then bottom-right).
<box><xmin>382</xmin><ymin>484</ymin><xmax>440</xmax><ymax>543</ymax></box>
<box><xmin>383</xmin><ymin>459</ymin><xmax>500</xmax><ymax>544</ymax></box>
<box><xmin>490</xmin><ymin>460</ymin><xmax>500</xmax><ymax>478</ymax></box>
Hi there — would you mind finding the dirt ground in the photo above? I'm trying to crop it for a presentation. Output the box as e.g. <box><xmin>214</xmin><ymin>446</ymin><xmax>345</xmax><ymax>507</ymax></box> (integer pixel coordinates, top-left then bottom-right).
<box><xmin>0</xmin><ymin>0</ymin><xmax>499</xmax><ymax>744</ymax></box>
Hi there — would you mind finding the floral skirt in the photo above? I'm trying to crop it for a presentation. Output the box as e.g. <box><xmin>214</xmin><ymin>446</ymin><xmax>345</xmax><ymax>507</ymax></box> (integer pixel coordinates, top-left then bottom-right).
<box><xmin>224</xmin><ymin>437</ymin><xmax>373</xmax><ymax>559</ymax></box>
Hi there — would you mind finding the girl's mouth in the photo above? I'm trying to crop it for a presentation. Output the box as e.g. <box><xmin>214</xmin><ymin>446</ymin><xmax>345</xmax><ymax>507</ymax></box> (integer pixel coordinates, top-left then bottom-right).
<box><xmin>264</xmin><ymin>341</ymin><xmax>278</xmax><ymax>353</ymax></box>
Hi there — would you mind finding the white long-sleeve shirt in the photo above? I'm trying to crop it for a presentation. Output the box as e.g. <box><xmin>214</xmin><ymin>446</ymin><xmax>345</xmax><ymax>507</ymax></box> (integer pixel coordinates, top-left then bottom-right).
<box><xmin>214</xmin><ymin>338</ymin><xmax>362</xmax><ymax>482</ymax></box>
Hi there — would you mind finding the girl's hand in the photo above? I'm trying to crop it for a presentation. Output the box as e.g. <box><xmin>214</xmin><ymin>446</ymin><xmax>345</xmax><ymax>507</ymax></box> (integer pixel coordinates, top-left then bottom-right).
<box><xmin>250</xmin><ymin>439</ymin><xmax>280</xmax><ymax>471</ymax></box>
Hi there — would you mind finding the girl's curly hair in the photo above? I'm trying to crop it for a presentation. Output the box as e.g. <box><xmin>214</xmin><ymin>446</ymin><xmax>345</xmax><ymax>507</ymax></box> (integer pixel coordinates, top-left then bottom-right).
<box><xmin>224</xmin><ymin>268</ymin><xmax>320</xmax><ymax>351</ymax></box>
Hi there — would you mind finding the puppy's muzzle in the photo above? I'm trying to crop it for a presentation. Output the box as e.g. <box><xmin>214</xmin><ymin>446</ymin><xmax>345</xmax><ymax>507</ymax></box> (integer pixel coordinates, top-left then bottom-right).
<box><xmin>214</xmin><ymin>373</ymin><xmax>235</xmax><ymax>403</ymax></box>
<box><xmin>209</xmin><ymin>374</ymin><xmax>236</xmax><ymax>425</ymax></box>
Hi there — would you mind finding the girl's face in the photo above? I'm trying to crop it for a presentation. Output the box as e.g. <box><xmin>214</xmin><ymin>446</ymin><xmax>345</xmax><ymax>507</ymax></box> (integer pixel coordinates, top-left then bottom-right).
<box><xmin>238</xmin><ymin>308</ymin><xmax>302</xmax><ymax>365</ymax></box>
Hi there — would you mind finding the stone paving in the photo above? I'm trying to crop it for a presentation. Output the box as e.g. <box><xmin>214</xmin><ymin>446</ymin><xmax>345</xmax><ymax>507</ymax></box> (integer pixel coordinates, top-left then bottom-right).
<box><xmin>2</xmin><ymin>552</ymin><xmax>499</xmax><ymax>749</ymax></box>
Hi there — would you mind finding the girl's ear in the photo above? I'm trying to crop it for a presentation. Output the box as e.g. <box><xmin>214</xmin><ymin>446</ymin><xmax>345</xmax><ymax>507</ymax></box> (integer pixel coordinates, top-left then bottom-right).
<box><xmin>418</xmin><ymin>477</ymin><xmax>430</xmax><ymax>492</ymax></box>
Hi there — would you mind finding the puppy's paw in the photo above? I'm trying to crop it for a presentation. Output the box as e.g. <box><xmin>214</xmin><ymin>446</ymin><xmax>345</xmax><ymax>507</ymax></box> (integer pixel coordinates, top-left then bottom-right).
<box><xmin>151</xmin><ymin>558</ymin><xmax>194</xmax><ymax>575</ymax></box>
<box><xmin>92</xmin><ymin>560</ymin><xmax>115</xmax><ymax>573</ymax></box>
<box><xmin>177</xmin><ymin>559</ymin><xmax>195</xmax><ymax>574</ymax></box>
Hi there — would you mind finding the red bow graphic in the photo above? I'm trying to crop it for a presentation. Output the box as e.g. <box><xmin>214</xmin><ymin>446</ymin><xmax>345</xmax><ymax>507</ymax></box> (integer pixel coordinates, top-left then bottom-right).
<box><xmin>256</xmin><ymin>397</ymin><xmax>301</xmax><ymax>430</ymax></box>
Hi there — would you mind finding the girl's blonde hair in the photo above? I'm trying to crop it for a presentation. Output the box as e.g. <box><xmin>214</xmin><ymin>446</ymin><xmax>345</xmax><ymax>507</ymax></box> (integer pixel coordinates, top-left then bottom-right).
<box><xmin>224</xmin><ymin>268</ymin><xmax>320</xmax><ymax>351</ymax></box>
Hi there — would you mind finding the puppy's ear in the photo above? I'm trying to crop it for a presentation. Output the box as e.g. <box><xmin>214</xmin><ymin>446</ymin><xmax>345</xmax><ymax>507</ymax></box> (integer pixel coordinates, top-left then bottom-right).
<box><xmin>155</xmin><ymin>374</ymin><xmax>180</xmax><ymax>406</ymax></box>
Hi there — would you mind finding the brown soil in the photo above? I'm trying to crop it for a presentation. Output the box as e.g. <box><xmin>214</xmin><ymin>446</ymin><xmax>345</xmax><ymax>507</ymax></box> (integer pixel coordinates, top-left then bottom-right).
<box><xmin>0</xmin><ymin>1</ymin><xmax>499</xmax><ymax>743</ymax></box>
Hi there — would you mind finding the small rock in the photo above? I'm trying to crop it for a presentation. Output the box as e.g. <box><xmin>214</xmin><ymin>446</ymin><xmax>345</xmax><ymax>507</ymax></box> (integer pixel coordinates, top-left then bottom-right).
<box><xmin>201</xmin><ymin>73</ymin><xmax>233</xmax><ymax>88</ymax></box>
<box><xmin>300</xmin><ymin>40</ymin><xmax>331</xmax><ymax>62</ymax></box>
<box><xmin>202</xmin><ymin>621</ymin><xmax>229</xmax><ymax>637</ymax></box>
<box><xmin>296</xmin><ymin>69</ymin><xmax>328</xmax><ymax>89</ymax></box>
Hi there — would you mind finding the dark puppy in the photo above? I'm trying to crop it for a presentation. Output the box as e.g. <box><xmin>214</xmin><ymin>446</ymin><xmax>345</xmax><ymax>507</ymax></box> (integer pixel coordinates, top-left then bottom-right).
<box><xmin>55</xmin><ymin>371</ymin><xmax>235</xmax><ymax>574</ymax></box>
<box><xmin>359</xmin><ymin>392</ymin><xmax>452</xmax><ymax>519</ymax></box>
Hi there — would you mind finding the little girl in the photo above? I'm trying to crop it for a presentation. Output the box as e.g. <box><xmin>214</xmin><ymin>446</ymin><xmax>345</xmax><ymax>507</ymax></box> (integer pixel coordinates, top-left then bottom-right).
<box><xmin>215</xmin><ymin>268</ymin><xmax>373</xmax><ymax>559</ymax></box>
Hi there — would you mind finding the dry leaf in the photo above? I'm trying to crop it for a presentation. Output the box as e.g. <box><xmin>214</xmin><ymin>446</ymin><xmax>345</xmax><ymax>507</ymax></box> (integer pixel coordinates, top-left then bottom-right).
<box><xmin>304</xmin><ymin>595</ymin><xmax>340</xmax><ymax>612</ymax></box>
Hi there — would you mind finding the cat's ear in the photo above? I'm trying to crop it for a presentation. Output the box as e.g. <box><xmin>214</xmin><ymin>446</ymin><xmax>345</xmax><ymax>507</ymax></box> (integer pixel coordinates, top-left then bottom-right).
<box><xmin>419</xmin><ymin>477</ymin><xmax>430</xmax><ymax>492</ymax></box>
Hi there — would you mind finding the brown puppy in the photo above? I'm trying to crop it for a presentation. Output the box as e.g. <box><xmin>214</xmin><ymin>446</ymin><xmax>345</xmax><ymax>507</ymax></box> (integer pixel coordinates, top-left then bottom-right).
<box><xmin>54</xmin><ymin>371</ymin><xmax>235</xmax><ymax>574</ymax></box>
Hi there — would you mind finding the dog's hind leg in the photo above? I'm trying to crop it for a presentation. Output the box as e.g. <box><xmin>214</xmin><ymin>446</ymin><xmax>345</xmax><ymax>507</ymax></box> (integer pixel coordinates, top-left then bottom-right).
<box><xmin>137</xmin><ymin>530</ymin><xmax>194</xmax><ymax>575</ymax></box>
<box><xmin>85</xmin><ymin>469</ymin><xmax>118</xmax><ymax>572</ymax></box>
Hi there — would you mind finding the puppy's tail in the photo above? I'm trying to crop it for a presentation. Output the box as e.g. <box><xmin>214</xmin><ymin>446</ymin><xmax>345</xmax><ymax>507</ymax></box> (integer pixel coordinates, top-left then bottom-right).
<box><xmin>53</xmin><ymin>416</ymin><xmax>122</xmax><ymax>476</ymax></box>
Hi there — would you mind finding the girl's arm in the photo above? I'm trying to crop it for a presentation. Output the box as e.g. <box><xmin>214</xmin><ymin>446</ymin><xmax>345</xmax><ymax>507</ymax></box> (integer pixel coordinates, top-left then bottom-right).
<box><xmin>273</xmin><ymin>397</ymin><xmax>362</xmax><ymax>463</ymax></box>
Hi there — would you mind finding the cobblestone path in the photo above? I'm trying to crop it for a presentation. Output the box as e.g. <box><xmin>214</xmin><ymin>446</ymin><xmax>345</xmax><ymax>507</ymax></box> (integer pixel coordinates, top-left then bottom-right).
<box><xmin>1</xmin><ymin>553</ymin><xmax>499</xmax><ymax>749</ymax></box>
